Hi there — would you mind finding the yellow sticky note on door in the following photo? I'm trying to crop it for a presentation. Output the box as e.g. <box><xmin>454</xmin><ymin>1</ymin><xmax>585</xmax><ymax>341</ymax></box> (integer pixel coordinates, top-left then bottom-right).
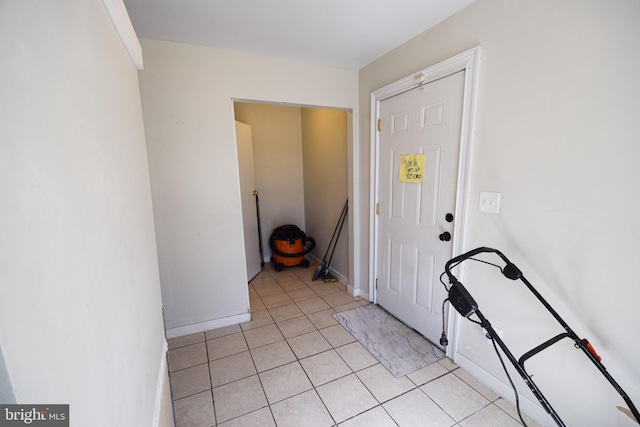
<box><xmin>399</xmin><ymin>154</ymin><xmax>425</xmax><ymax>183</ymax></box>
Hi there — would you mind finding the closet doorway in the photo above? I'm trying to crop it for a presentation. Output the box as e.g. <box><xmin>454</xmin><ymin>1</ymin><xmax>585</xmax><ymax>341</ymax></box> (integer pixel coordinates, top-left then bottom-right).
<box><xmin>234</xmin><ymin>102</ymin><xmax>350</xmax><ymax>285</ymax></box>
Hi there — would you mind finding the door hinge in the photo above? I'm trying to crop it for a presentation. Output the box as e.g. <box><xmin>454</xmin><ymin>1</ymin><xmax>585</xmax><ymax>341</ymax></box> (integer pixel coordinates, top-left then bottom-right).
<box><xmin>377</xmin><ymin>119</ymin><xmax>382</xmax><ymax>132</ymax></box>
<box><xmin>375</xmin><ymin>278</ymin><xmax>379</xmax><ymax>289</ymax></box>
<box><xmin>375</xmin><ymin>203</ymin><xmax>380</xmax><ymax>215</ymax></box>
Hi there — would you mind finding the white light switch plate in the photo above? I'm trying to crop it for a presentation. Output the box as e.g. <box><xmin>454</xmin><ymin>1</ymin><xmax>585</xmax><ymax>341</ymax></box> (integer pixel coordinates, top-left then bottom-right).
<box><xmin>479</xmin><ymin>191</ymin><xmax>500</xmax><ymax>214</ymax></box>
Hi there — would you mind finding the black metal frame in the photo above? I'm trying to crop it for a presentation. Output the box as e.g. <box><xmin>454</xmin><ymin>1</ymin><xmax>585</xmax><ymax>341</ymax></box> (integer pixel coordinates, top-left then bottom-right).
<box><xmin>443</xmin><ymin>247</ymin><xmax>640</xmax><ymax>426</ymax></box>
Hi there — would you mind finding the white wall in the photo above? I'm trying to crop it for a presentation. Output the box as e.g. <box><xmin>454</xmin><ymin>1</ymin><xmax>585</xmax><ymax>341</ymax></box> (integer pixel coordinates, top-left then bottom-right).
<box><xmin>302</xmin><ymin>109</ymin><xmax>350</xmax><ymax>282</ymax></box>
<box><xmin>359</xmin><ymin>0</ymin><xmax>640</xmax><ymax>425</ymax></box>
<box><xmin>138</xmin><ymin>39</ymin><xmax>359</xmax><ymax>335</ymax></box>
<box><xmin>0</xmin><ymin>1</ymin><xmax>171</xmax><ymax>426</ymax></box>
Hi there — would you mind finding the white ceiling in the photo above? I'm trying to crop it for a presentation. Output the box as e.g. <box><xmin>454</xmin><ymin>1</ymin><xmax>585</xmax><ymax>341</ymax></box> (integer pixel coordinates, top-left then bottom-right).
<box><xmin>122</xmin><ymin>0</ymin><xmax>476</xmax><ymax>69</ymax></box>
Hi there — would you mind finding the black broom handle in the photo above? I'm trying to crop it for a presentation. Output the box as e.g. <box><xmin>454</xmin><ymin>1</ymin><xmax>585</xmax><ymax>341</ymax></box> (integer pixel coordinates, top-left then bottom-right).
<box><xmin>326</xmin><ymin>201</ymin><xmax>348</xmax><ymax>270</ymax></box>
<box><xmin>322</xmin><ymin>200</ymin><xmax>348</xmax><ymax>261</ymax></box>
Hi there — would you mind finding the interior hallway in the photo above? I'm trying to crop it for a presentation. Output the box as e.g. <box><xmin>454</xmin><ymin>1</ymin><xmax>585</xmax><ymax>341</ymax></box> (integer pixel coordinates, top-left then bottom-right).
<box><xmin>166</xmin><ymin>263</ymin><xmax>543</xmax><ymax>426</ymax></box>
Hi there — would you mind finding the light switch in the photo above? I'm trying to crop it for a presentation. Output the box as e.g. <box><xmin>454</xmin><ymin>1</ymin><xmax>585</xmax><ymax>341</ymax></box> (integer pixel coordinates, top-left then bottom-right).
<box><xmin>479</xmin><ymin>191</ymin><xmax>500</xmax><ymax>214</ymax></box>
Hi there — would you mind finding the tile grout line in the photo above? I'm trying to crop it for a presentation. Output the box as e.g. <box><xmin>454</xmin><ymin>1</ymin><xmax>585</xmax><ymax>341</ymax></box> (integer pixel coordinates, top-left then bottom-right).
<box><xmin>257</xmin><ymin>269</ymin><xmax>341</xmax><ymax>426</ymax></box>
<box><xmin>206</xmin><ymin>331</ymin><xmax>223</xmax><ymax>425</ymax></box>
<box><xmin>266</xmin><ymin>270</ymin><xmax>344</xmax><ymax>427</ymax></box>
<box><xmin>241</xmin><ymin>323</ymin><xmax>278</xmax><ymax>427</ymax></box>
<box><xmin>263</xmin><ymin>270</ymin><xmax>338</xmax><ymax>426</ymax></box>
<box><xmin>258</xmin><ymin>269</ymin><xmax>380</xmax><ymax>425</ymax></box>
<box><xmin>259</xmin><ymin>268</ymin><xmax>389</xmax><ymax>426</ymax></box>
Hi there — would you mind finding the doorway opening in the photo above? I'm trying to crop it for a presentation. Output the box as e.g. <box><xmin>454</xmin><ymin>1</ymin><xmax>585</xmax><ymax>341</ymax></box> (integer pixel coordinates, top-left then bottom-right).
<box><xmin>233</xmin><ymin>101</ymin><xmax>351</xmax><ymax>288</ymax></box>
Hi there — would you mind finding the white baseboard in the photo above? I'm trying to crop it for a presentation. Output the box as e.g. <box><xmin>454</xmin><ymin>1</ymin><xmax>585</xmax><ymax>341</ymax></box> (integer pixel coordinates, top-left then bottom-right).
<box><xmin>152</xmin><ymin>340</ymin><xmax>174</xmax><ymax>427</ymax></box>
<box><xmin>165</xmin><ymin>312</ymin><xmax>251</xmax><ymax>339</ymax></box>
<box><xmin>307</xmin><ymin>254</ymin><xmax>349</xmax><ymax>287</ymax></box>
<box><xmin>349</xmin><ymin>284</ymin><xmax>369</xmax><ymax>300</ymax></box>
<box><xmin>454</xmin><ymin>352</ymin><xmax>553</xmax><ymax>427</ymax></box>
<box><xmin>326</xmin><ymin>266</ymin><xmax>348</xmax><ymax>286</ymax></box>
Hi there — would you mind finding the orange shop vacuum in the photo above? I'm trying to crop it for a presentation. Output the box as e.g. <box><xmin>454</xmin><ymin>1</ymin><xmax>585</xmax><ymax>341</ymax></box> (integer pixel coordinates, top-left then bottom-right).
<box><xmin>269</xmin><ymin>225</ymin><xmax>315</xmax><ymax>271</ymax></box>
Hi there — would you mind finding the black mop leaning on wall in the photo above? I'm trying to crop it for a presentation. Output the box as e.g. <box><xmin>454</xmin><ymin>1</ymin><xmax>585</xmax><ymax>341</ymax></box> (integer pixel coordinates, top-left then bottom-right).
<box><xmin>313</xmin><ymin>199</ymin><xmax>348</xmax><ymax>282</ymax></box>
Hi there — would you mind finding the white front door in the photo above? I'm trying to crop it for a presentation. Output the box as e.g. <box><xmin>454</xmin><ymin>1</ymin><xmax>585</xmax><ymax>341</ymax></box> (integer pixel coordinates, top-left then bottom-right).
<box><xmin>236</xmin><ymin>121</ymin><xmax>261</xmax><ymax>281</ymax></box>
<box><xmin>376</xmin><ymin>70</ymin><xmax>465</xmax><ymax>346</ymax></box>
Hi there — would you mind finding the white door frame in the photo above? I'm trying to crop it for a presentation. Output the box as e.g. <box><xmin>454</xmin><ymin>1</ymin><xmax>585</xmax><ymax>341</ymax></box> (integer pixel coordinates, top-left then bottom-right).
<box><xmin>369</xmin><ymin>47</ymin><xmax>481</xmax><ymax>358</ymax></box>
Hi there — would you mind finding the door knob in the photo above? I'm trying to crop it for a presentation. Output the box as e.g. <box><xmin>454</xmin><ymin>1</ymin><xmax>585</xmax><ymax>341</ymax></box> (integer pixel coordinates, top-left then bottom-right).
<box><xmin>445</xmin><ymin>213</ymin><xmax>454</xmax><ymax>222</ymax></box>
<box><xmin>439</xmin><ymin>231</ymin><xmax>451</xmax><ymax>241</ymax></box>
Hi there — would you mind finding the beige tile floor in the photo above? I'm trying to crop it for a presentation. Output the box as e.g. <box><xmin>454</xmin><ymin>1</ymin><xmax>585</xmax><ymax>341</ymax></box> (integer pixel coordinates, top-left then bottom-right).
<box><xmin>167</xmin><ymin>263</ymin><xmax>542</xmax><ymax>427</ymax></box>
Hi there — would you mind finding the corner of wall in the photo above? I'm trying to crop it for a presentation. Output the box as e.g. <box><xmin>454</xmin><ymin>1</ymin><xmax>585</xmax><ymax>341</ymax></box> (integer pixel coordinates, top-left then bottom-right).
<box><xmin>102</xmin><ymin>0</ymin><xmax>143</xmax><ymax>69</ymax></box>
